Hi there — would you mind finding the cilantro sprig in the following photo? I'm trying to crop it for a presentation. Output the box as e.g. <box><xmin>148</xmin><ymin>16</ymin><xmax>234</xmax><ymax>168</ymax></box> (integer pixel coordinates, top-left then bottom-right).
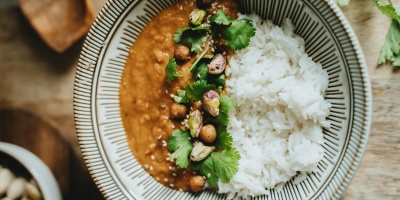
<box><xmin>190</xmin><ymin>149</ymin><xmax>240</xmax><ymax>186</ymax></box>
<box><xmin>174</xmin><ymin>26</ymin><xmax>209</xmax><ymax>53</ymax></box>
<box><xmin>210</xmin><ymin>10</ymin><xmax>256</xmax><ymax>50</ymax></box>
<box><xmin>336</xmin><ymin>0</ymin><xmax>400</xmax><ymax>67</ymax></box>
<box><xmin>165</xmin><ymin>57</ymin><xmax>181</xmax><ymax>82</ymax></box>
<box><xmin>167</xmin><ymin>129</ymin><xmax>193</xmax><ymax>168</ymax></box>
<box><xmin>374</xmin><ymin>0</ymin><xmax>400</xmax><ymax>67</ymax></box>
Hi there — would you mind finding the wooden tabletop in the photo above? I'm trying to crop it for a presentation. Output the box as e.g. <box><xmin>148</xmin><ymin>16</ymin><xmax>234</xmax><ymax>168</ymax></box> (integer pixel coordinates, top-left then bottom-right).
<box><xmin>0</xmin><ymin>0</ymin><xmax>399</xmax><ymax>199</ymax></box>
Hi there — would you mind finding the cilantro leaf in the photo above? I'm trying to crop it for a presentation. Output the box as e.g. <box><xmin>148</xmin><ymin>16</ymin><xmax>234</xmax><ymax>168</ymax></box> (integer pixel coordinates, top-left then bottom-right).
<box><xmin>208</xmin><ymin>74</ymin><xmax>226</xmax><ymax>86</ymax></box>
<box><xmin>210</xmin><ymin>10</ymin><xmax>232</xmax><ymax>25</ymax></box>
<box><xmin>374</xmin><ymin>0</ymin><xmax>400</xmax><ymax>22</ymax></box>
<box><xmin>378</xmin><ymin>20</ymin><xmax>400</xmax><ymax>66</ymax></box>
<box><xmin>208</xmin><ymin>111</ymin><xmax>229</xmax><ymax>126</ymax></box>
<box><xmin>174</xmin><ymin>27</ymin><xmax>209</xmax><ymax>53</ymax></box>
<box><xmin>167</xmin><ymin>129</ymin><xmax>193</xmax><ymax>168</ymax></box>
<box><xmin>211</xmin><ymin>149</ymin><xmax>240</xmax><ymax>183</ymax></box>
<box><xmin>185</xmin><ymin>80</ymin><xmax>216</xmax><ymax>101</ymax></box>
<box><xmin>199</xmin><ymin>157</ymin><xmax>219</xmax><ymax>186</ymax></box>
<box><xmin>174</xmin><ymin>89</ymin><xmax>188</xmax><ymax>104</ymax></box>
<box><xmin>214</xmin><ymin>125</ymin><xmax>233</xmax><ymax>150</ymax></box>
<box><xmin>165</xmin><ymin>57</ymin><xmax>180</xmax><ymax>82</ymax></box>
<box><xmin>223</xmin><ymin>19</ymin><xmax>256</xmax><ymax>50</ymax></box>
<box><xmin>195</xmin><ymin>149</ymin><xmax>240</xmax><ymax>186</ymax></box>
<box><xmin>217</xmin><ymin>86</ymin><xmax>223</xmax><ymax>95</ymax></box>
<box><xmin>220</xmin><ymin>95</ymin><xmax>236</xmax><ymax>113</ymax></box>
<box><xmin>192</xmin><ymin>59</ymin><xmax>210</xmax><ymax>81</ymax></box>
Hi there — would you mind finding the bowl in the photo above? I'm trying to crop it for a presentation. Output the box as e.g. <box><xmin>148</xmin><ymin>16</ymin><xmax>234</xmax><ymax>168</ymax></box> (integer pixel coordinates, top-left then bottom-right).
<box><xmin>73</xmin><ymin>0</ymin><xmax>372</xmax><ymax>199</ymax></box>
<box><xmin>0</xmin><ymin>142</ymin><xmax>62</xmax><ymax>200</ymax></box>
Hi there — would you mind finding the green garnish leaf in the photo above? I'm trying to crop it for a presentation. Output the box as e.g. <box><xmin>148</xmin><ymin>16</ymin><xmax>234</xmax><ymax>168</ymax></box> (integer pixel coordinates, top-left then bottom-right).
<box><xmin>220</xmin><ymin>95</ymin><xmax>236</xmax><ymax>113</ymax></box>
<box><xmin>192</xmin><ymin>59</ymin><xmax>210</xmax><ymax>81</ymax></box>
<box><xmin>174</xmin><ymin>89</ymin><xmax>188</xmax><ymax>104</ymax></box>
<box><xmin>186</xmin><ymin>80</ymin><xmax>216</xmax><ymax>101</ymax></box>
<box><xmin>210</xmin><ymin>10</ymin><xmax>233</xmax><ymax>25</ymax></box>
<box><xmin>217</xmin><ymin>86</ymin><xmax>223</xmax><ymax>95</ymax></box>
<box><xmin>198</xmin><ymin>156</ymin><xmax>219</xmax><ymax>186</ymax></box>
<box><xmin>374</xmin><ymin>0</ymin><xmax>400</xmax><ymax>22</ymax></box>
<box><xmin>378</xmin><ymin>20</ymin><xmax>400</xmax><ymax>66</ymax></box>
<box><xmin>174</xmin><ymin>27</ymin><xmax>209</xmax><ymax>53</ymax></box>
<box><xmin>167</xmin><ymin>129</ymin><xmax>193</xmax><ymax>168</ymax></box>
<box><xmin>214</xmin><ymin>125</ymin><xmax>233</xmax><ymax>150</ymax></box>
<box><xmin>196</xmin><ymin>149</ymin><xmax>240</xmax><ymax>186</ymax></box>
<box><xmin>165</xmin><ymin>57</ymin><xmax>180</xmax><ymax>82</ymax></box>
<box><xmin>223</xmin><ymin>19</ymin><xmax>256</xmax><ymax>50</ymax></box>
<box><xmin>208</xmin><ymin>111</ymin><xmax>229</xmax><ymax>126</ymax></box>
<box><xmin>211</xmin><ymin>149</ymin><xmax>240</xmax><ymax>183</ymax></box>
<box><xmin>209</xmin><ymin>74</ymin><xmax>226</xmax><ymax>87</ymax></box>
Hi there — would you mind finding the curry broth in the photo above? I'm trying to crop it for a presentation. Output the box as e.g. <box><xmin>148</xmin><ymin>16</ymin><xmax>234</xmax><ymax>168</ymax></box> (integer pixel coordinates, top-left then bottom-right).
<box><xmin>120</xmin><ymin>0</ymin><xmax>238</xmax><ymax>191</ymax></box>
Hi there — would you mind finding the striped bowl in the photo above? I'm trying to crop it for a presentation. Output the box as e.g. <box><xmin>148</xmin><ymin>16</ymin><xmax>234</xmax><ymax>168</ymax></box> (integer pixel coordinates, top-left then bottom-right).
<box><xmin>73</xmin><ymin>0</ymin><xmax>372</xmax><ymax>199</ymax></box>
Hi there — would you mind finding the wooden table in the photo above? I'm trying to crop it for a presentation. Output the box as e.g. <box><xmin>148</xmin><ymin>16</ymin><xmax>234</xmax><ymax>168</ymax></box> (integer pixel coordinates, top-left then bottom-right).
<box><xmin>0</xmin><ymin>0</ymin><xmax>398</xmax><ymax>199</ymax></box>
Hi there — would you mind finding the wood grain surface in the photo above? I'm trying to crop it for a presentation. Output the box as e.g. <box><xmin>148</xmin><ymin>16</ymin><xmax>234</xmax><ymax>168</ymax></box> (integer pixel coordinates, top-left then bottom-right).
<box><xmin>0</xmin><ymin>109</ymin><xmax>103</xmax><ymax>200</ymax></box>
<box><xmin>0</xmin><ymin>0</ymin><xmax>399</xmax><ymax>199</ymax></box>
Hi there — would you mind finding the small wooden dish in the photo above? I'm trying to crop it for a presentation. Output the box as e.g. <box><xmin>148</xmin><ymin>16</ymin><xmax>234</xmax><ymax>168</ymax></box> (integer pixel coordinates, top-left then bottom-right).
<box><xmin>19</xmin><ymin>0</ymin><xmax>95</xmax><ymax>53</ymax></box>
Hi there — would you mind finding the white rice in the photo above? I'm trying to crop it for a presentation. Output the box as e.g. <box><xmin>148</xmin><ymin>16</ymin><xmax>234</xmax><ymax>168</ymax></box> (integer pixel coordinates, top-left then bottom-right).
<box><xmin>218</xmin><ymin>14</ymin><xmax>331</xmax><ymax>198</ymax></box>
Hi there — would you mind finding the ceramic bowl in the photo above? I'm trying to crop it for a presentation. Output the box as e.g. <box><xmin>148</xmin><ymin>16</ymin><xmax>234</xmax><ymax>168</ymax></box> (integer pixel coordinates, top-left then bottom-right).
<box><xmin>73</xmin><ymin>0</ymin><xmax>372</xmax><ymax>199</ymax></box>
<box><xmin>0</xmin><ymin>142</ymin><xmax>62</xmax><ymax>200</ymax></box>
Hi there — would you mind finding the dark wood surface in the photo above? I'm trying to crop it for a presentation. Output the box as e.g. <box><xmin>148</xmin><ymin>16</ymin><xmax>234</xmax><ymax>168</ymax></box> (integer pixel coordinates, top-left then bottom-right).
<box><xmin>0</xmin><ymin>109</ymin><xmax>103</xmax><ymax>200</ymax></box>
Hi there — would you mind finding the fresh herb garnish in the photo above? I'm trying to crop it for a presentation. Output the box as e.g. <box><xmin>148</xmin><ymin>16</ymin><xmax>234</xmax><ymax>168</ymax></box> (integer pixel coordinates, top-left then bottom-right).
<box><xmin>174</xmin><ymin>89</ymin><xmax>189</xmax><ymax>104</ymax></box>
<box><xmin>374</xmin><ymin>0</ymin><xmax>400</xmax><ymax>67</ymax></box>
<box><xmin>336</xmin><ymin>0</ymin><xmax>400</xmax><ymax>67</ymax></box>
<box><xmin>224</xmin><ymin>19</ymin><xmax>256</xmax><ymax>50</ymax></box>
<box><xmin>192</xmin><ymin>60</ymin><xmax>210</xmax><ymax>81</ymax></box>
<box><xmin>378</xmin><ymin>20</ymin><xmax>400</xmax><ymax>66</ymax></box>
<box><xmin>210</xmin><ymin>10</ymin><xmax>233</xmax><ymax>25</ymax></box>
<box><xmin>214</xmin><ymin>125</ymin><xmax>233</xmax><ymax>150</ymax></box>
<box><xmin>185</xmin><ymin>80</ymin><xmax>216</xmax><ymax>101</ymax></box>
<box><xmin>192</xmin><ymin>149</ymin><xmax>240</xmax><ymax>186</ymax></box>
<box><xmin>220</xmin><ymin>95</ymin><xmax>236</xmax><ymax>113</ymax></box>
<box><xmin>167</xmin><ymin>129</ymin><xmax>193</xmax><ymax>168</ymax></box>
<box><xmin>209</xmin><ymin>10</ymin><xmax>256</xmax><ymax>50</ymax></box>
<box><xmin>165</xmin><ymin>57</ymin><xmax>180</xmax><ymax>82</ymax></box>
<box><xmin>174</xmin><ymin>26</ymin><xmax>209</xmax><ymax>53</ymax></box>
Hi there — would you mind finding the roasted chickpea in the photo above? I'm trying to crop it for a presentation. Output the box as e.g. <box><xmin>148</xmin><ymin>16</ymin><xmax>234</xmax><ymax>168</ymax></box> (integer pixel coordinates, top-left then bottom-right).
<box><xmin>170</xmin><ymin>103</ymin><xmax>187</xmax><ymax>119</ymax></box>
<box><xmin>191</xmin><ymin>101</ymin><xmax>203</xmax><ymax>111</ymax></box>
<box><xmin>199</xmin><ymin>124</ymin><xmax>217</xmax><ymax>143</ymax></box>
<box><xmin>188</xmin><ymin>175</ymin><xmax>205</xmax><ymax>192</ymax></box>
<box><xmin>174</xmin><ymin>45</ymin><xmax>190</xmax><ymax>62</ymax></box>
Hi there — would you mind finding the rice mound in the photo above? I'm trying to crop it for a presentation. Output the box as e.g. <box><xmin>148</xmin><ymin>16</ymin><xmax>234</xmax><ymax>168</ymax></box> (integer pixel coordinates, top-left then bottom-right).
<box><xmin>219</xmin><ymin>14</ymin><xmax>331</xmax><ymax>198</ymax></box>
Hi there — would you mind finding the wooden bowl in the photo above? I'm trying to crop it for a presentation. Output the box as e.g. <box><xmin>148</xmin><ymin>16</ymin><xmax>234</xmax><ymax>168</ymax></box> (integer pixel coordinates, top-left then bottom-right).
<box><xmin>19</xmin><ymin>0</ymin><xmax>95</xmax><ymax>53</ymax></box>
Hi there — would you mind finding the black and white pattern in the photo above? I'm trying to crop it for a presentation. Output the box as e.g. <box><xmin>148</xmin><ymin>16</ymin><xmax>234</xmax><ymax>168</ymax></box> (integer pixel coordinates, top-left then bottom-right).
<box><xmin>73</xmin><ymin>0</ymin><xmax>372</xmax><ymax>199</ymax></box>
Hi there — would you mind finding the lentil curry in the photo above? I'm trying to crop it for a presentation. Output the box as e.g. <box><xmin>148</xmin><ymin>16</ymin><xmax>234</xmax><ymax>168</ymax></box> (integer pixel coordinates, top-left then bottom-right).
<box><xmin>120</xmin><ymin>0</ymin><xmax>239</xmax><ymax>192</ymax></box>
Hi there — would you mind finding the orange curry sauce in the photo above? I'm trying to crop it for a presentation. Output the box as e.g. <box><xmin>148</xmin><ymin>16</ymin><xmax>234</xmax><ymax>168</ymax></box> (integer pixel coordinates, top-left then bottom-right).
<box><xmin>120</xmin><ymin>0</ymin><xmax>238</xmax><ymax>191</ymax></box>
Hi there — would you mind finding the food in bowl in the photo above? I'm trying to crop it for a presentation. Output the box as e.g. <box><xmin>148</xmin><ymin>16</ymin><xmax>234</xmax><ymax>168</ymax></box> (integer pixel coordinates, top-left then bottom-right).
<box><xmin>120</xmin><ymin>0</ymin><xmax>330</xmax><ymax>198</ymax></box>
<box><xmin>0</xmin><ymin>153</ymin><xmax>43</xmax><ymax>200</ymax></box>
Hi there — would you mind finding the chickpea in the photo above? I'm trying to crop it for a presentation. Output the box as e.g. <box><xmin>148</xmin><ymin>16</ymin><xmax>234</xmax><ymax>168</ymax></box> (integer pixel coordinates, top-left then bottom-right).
<box><xmin>174</xmin><ymin>45</ymin><xmax>190</xmax><ymax>62</ymax></box>
<box><xmin>188</xmin><ymin>175</ymin><xmax>205</xmax><ymax>192</ymax></box>
<box><xmin>191</xmin><ymin>101</ymin><xmax>203</xmax><ymax>111</ymax></box>
<box><xmin>199</xmin><ymin>124</ymin><xmax>217</xmax><ymax>143</ymax></box>
<box><xmin>170</xmin><ymin>103</ymin><xmax>187</xmax><ymax>119</ymax></box>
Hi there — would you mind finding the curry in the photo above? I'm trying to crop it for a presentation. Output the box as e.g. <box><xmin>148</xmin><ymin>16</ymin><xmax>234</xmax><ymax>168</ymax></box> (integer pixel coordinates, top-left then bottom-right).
<box><xmin>120</xmin><ymin>0</ymin><xmax>239</xmax><ymax>192</ymax></box>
